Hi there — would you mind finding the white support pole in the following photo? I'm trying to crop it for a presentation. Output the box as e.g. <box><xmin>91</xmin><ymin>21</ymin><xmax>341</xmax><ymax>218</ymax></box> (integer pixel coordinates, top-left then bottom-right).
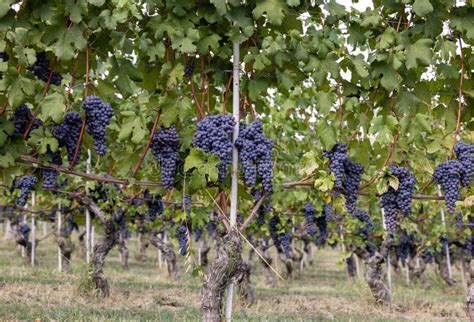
<box><xmin>437</xmin><ymin>186</ymin><xmax>452</xmax><ymax>279</ymax></box>
<box><xmin>91</xmin><ymin>226</ymin><xmax>95</xmax><ymax>248</ymax></box>
<box><xmin>86</xmin><ymin>149</ymin><xmax>92</xmax><ymax>263</ymax></box>
<box><xmin>31</xmin><ymin>192</ymin><xmax>36</xmax><ymax>267</ymax></box>
<box><xmin>57</xmin><ymin>204</ymin><xmax>62</xmax><ymax>273</ymax></box>
<box><xmin>381</xmin><ymin>209</ymin><xmax>392</xmax><ymax>299</ymax></box>
<box><xmin>21</xmin><ymin>214</ymin><xmax>26</xmax><ymax>257</ymax></box>
<box><xmin>225</xmin><ymin>41</ymin><xmax>240</xmax><ymax>322</ymax></box>
<box><xmin>42</xmin><ymin>222</ymin><xmax>47</xmax><ymax>237</ymax></box>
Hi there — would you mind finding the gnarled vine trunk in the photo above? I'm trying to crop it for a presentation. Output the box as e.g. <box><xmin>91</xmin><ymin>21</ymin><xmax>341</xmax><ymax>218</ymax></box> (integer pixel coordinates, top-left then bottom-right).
<box><xmin>364</xmin><ymin>237</ymin><xmax>392</xmax><ymax>305</ymax></box>
<box><xmin>149</xmin><ymin>230</ymin><xmax>178</xmax><ymax>278</ymax></box>
<box><xmin>201</xmin><ymin>230</ymin><xmax>243</xmax><ymax>322</ymax></box>
<box><xmin>78</xmin><ymin>229</ymin><xmax>87</xmax><ymax>260</ymax></box>
<box><xmin>91</xmin><ymin>219</ymin><xmax>118</xmax><ymax>297</ymax></box>
<box><xmin>199</xmin><ymin>239</ymin><xmax>211</xmax><ymax>268</ymax></box>
<box><xmin>236</xmin><ymin>261</ymin><xmax>256</xmax><ymax>306</ymax></box>
<box><xmin>137</xmin><ymin>232</ymin><xmax>149</xmax><ymax>262</ymax></box>
<box><xmin>13</xmin><ymin>223</ymin><xmax>34</xmax><ymax>265</ymax></box>
<box><xmin>58</xmin><ymin>234</ymin><xmax>74</xmax><ymax>271</ymax></box>
<box><xmin>257</xmin><ymin>239</ymin><xmax>275</xmax><ymax>286</ymax></box>
<box><xmin>117</xmin><ymin>234</ymin><xmax>129</xmax><ymax>270</ymax></box>
<box><xmin>435</xmin><ymin>252</ymin><xmax>457</xmax><ymax>286</ymax></box>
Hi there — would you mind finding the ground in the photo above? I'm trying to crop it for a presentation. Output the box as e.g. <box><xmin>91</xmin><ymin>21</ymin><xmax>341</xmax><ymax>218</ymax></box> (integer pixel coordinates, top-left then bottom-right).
<box><xmin>0</xmin><ymin>229</ymin><xmax>467</xmax><ymax>321</ymax></box>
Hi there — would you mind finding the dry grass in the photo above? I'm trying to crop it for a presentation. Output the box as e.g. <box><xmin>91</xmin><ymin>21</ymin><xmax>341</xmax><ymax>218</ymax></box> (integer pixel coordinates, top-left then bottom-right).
<box><xmin>0</xmin><ymin>230</ymin><xmax>468</xmax><ymax>321</ymax></box>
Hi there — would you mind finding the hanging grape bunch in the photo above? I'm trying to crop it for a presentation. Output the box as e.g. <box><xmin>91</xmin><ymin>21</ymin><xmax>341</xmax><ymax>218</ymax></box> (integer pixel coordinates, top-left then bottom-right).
<box><xmin>143</xmin><ymin>189</ymin><xmax>163</xmax><ymax>221</ymax></box>
<box><xmin>184</xmin><ymin>62</ymin><xmax>195</xmax><ymax>77</ymax></box>
<box><xmin>15</xmin><ymin>175</ymin><xmax>37</xmax><ymax>206</ymax></box>
<box><xmin>42</xmin><ymin>148</ymin><xmax>62</xmax><ymax>190</ymax></box>
<box><xmin>10</xmin><ymin>104</ymin><xmax>43</xmax><ymax>137</ymax></box>
<box><xmin>0</xmin><ymin>51</ymin><xmax>8</xmax><ymax>79</ymax></box>
<box><xmin>323</xmin><ymin>202</ymin><xmax>332</xmax><ymax>221</ymax></box>
<box><xmin>323</xmin><ymin>142</ymin><xmax>348</xmax><ymax>188</ymax></box>
<box><xmin>303</xmin><ymin>203</ymin><xmax>316</xmax><ymax>237</ymax></box>
<box><xmin>454</xmin><ymin>141</ymin><xmax>473</xmax><ymax>187</ymax></box>
<box><xmin>433</xmin><ymin>160</ymin><xmax>463</xmax><ymax>213</ymax></box>
<box><xmin>352</xmin><ymin>208</ymin><xmax>374</xmax><ymax>235</ymax></box>
<box><xmin>27</xmin><ymin>52</ymin><xmax>62</xmax><ymax>85</ymax></box>
<box><xmin>82</xmin><ymin>96</ymin><xmax>114</xmax><ymax>156</ymax></box>
<box><xmin>192</xmin><ymin>115</ymin><xmax>235</xmax><ymax>181</ymax></box>
<box><xmin>53</xmin><ymin>112</ymin><xmax>83</xmax><ymax>164</ymax></box>
<box><xmin>176</xmin><ymin>225</ymin><xmax>188</xmax><ymax>256</ymax></box>
<box><xmin>151</xmin><ymin>126</ymin><xmax>180</xmax><ymax>189</ymax></box>
<box><xmin>456</xmin><ymin>213</ymin><xmax>463</xmax><ymax>230</ymax></box>
<box><xmin>315</xmin><ymin>210</ymin><xmax>329</xmax><ymax>246</ymax></box>
<box><xmin>268</xmin><ymin>214</ymin><xmax>281</xmax><ymax>247</ymax></box>
<box><xmin>278</xmin><ymin>232</ymin><xmax>293</xmax><ymax>258</ymax></box>
<box><xmin>251</xmin><ymin>188</ymin><xmax>271</xmax><ymax>226</ymax></box>
<box><xmin>235</xmin><ymin>120</ymin><xmax>275</xmax><ymax>192</ymax></box>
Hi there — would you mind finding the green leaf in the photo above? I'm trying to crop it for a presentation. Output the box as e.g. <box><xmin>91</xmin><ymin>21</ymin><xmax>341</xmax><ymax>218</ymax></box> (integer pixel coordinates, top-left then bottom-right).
<box><xmin>405</xmin><ymin>39</ymin><xmax>432</xmax><ymax>69</ymax></box>
<box><xmin>54</xmin><ymin>25</ymin><xmax>87</xmax><ymax>61</ymax></box>
<box><xmin>210</xmin><ymin>0</ymin><xmax>226</xmax><ymax>15</ymax></box>
<box><xmin>184</xmin><ymin>148</ymin><xmax>207</xmax><ymax>172</ymax></box>
<box><xmin>0</xmin><ymin>0</ymin><xmax>14</xmax><ymax>19</ymax></box>
<box><xmin>38</xmin><ymin>93</ymin><xmax>66</xmax><ymax>123</ymax></box>
<box><xmin>315</xmin><ymin>91</ymin><xmax>336</xmax><ymax>115</ymax></box>
<box><xmin>315</xmin><ymin>121</ymin><xmax>336</xmax><ymax>149</ymax></box>
<box><xmin>352</xmin><ymin>55</ymin><xmax>369</xmax><ymax>78</ymax></box>
<box><xmin>253</xmin><ymin>0</ymin><xmax>286</xmax><ymax>25</ymax></box>
<box><xmin>27</xmin><ymin>128</ymin><xmax>59</xmax><ymax>154</ymax></box>
<box><xmin>88</xmin><ymin>0</ymin><xmax>106</xmax><ymax>6</ymax></box>
<box><xmin>412</xmin><ymin>0</ymin><xmax>433</xmax><ymax>17</ymax></box>
<box><xmin>0</xmin><ymin>152</ymin><xmax>15</xmax><ymax>167</ymax></box>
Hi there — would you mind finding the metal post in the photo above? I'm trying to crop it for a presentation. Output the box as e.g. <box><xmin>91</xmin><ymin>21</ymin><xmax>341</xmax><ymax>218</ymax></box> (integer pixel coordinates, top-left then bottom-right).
<box><xmin>86</xmin><ymin>149</ymin><xmax>92</xmax><ymax>263</ymax></box>
<box><xmin>225</xmin><ymin>41</ymin><xmax>240</xmax><ymax>322</ymax></box>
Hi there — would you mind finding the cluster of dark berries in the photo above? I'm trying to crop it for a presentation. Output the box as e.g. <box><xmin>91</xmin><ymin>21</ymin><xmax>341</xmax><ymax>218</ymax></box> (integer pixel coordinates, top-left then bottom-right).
<box><xmin>184</xmin><ymin>63</ymin><xmax>195</xmax><ymax>77</ymax></box>
<box><xmin>27</xmin><ymin>52</ymin><xmax>62</xmax><ymax>85</ymax></box>
<box><xmin>144</xmin><ymin>189</ymin><xmax>163</xmax><ymax>221</ymax></box>
<box><xmin>151</xmin><ymin>126</ymin><xmax>180</xmax><ymax>189</ymax></box>
<box><xmin>15</xmin><ymin>175</ymin><xmax>37</xmax><ymax>206</ymax></box>
<box><xmin>10</xmin><ymin>104</ymin><xmax>43</xmax><ymax>137</ymax></box>
<box><xmin>176</xmin><ymin>225</ymin><xmax>188</xmax><ymax>256</ymax></box>
<box><xmin>53</xmin><ymin>112</ymin><xmax>83</xmax><ymax>164</ymax></box>
<box><xmin>0</xmin><ymin>51</ymin><xmax>9</xmax><ymax>79</ymax></box>
<box><xmin>42</xmin><ymin>147</ymin><xmax>62</xmax><ymax>190</ymax></box>
<box><xmin>82</xmin><ymin>96</ymin><xmax>114</xmax><ymax>156</ymax></box>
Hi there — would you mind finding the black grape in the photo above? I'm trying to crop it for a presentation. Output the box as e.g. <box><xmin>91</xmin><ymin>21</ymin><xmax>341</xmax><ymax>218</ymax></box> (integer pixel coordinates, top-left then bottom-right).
<box><xmin>63</xmin><ymin>213</ymin><xmax>78</xmax><ymax>236</ymax></box>
<box><xmin>15</xmin><ymin>175</ymin><xmax>37</xmax><ymax>206</ymax></box>
<box><xmin>304</xmin><ymin>203</ymin><xmax>316</xmax><ymax>237</ymax></box>
<box><xmin>380</xmin><ymin>188</ymin><xmax>398</xmax><ymax>234</ymax></box>
<box><xmin>21</xmin><ymin>223</ymin><xmax>30</xmax><ymax>240</ymax></box>
<box><xmin>194</xmin><ymin>227</ymin><xmax>203</xmax><ymax>242</ymax></box>
<box><xmin>143</xmin><ymin>189</ymin><xmax>163</xmax><ymax>221</ymax></box>
<box><xmin>352</xmin><ymin>208</ymin><xmax>374</xmax><ymax>235</ymax></box>
<box><xmin>42</xmin><ymin>147</ymin><xmax>62</xmax><ymax>190</ymax></box>
<box><xmin>53</xmin><ymin>112</ymin><xmax>82</xmax><ymax>164</ymax></box>
<box><xmin>323</xmin><ymin>202</ymin><xmax>332</xmax><ymax>221</ymax></box>
<box><xmin>323</xmin><ymin>142</ymin><xmax>348</xmax><ymax>188</ymax></box>
<box><xmin>176</xmin><ymin>225</ymin><xmax>188</xmax><ymax>256</ymax></box>
<box><xmin>422</xmin><ymin>249</ymin><xmax>433</xmax><ymax>263</ymax></box>
<box><xmin>235</xmin><ymin>120</ymin><xmax>274</xmax><ymax>192</ymax></box>
<box><xmin>390</xmin><ymin>166</ymin><xmax>416</xmax><ymax>216</ymax></box>
<box><xmin>251</xmin><ymin>188</ymin><xmax>271</xmax><ymax>226</ymax></box>
<box><xmin>192</xmin><ymin>115</ymin><xmax>235</xmax><ymax>181</ymax></box>
<box><xmin>456</xmin><ymin>213</ymin><xmax>463</xmax><ymax>230</ymax></box>
<box><xmin>151</xmin><ymin>126</ymin><xmax>180</xmax><ymax>189</ymax></box>
<box><xmin>27</xmin><ymin>52</ymin><xmax>62</xmax><ymax>85</ymax></box>
<box><xmin>10</xmin><ymin>104</ymin><xmax>42</xmax><ymax>137</ymax></box>
<box><xmin>278</xmin><ymin>232</ymin><xmax>293</xmax><ymax>258</ymax></box>
<box><xmin>183</xmin><ymin>194</ymin><xmax>191</xmax><ymax>215</ymax></box>
<box><xmin>82</xmin><ymin>96</ymin><xmax>114</xmax><ymax>156</ymax></box>
<box><xmin>343</xmin><ymin>159</ymin><xmax>364</xmax><ymax>214</ymax></box>
<box><xmin>433</xmin><ymin>160</ymin><xmax>463</xmax><ymax>213</ymax></box>
<box><xmin>184</xmin><ymin>63</ymin><xmax>195</xmax><ymax>77</ymax></box>
<box><xmin>454</xmin><ymin>141</ymin><xmax>473</xmax><ymax>187</ymax></box>
<box><xmin>315</xmin><ymin>212</ymin><xmax>328</xmax><ymax>246</ymax></box>
<box><xmin>0</xmin><ymin>51</ymin><xmax>8</xmax><ymax>79</ymax></box>
<box><xmin>207</xmin><ymin>219</ymin><xmax>217</xmax><ymax>235</ymax></box>
<box><xmin>268</xmin><ymin>215</ymin><xmax>280</xmax><ymax>247</ymax></box>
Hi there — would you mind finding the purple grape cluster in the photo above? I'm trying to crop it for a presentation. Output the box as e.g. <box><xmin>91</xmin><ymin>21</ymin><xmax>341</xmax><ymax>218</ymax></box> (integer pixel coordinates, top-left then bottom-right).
<box><xmin>323</xmin><ymin>203</ymin><xmax>332</xmax><ymax>221</ymax></box>
<box><xmin>323</xmin><ymin>142</ymin><xmax>348</xmax><ymax>188</ymax></box>
<box><xmin>183</xmin><ymin>194</ymin><xmax>191</xmax><ymax>216</ymax></box>
<box><xmin>53</xmin><ymin>112</ymin><xmax>82</xmax><ymax>164</ymax></box>
<box><xmin>456</xmin><ymin>213</ymin><xmax>463</xmax><ymax>230</ymax></box>
<box><xmin>21</xmin><ymin>223</ymin><xmax>30</xmax><ymax>240</ymax></box>
<box><xmin>0</xmin><ymin>52</ymin><xmax>9</xmax><ymax>79</ymax></box>
<box><xmin>396</xmin><ymin>231</ymin><xmax>415</xmax><ymax>262</ymax></box>
<box><xmin>433</xmin><ymin>160</ymin><xmax>463</xmax><ymax>213</ymax></box>
<box><xmin>454</xmin><ymin>141</ymin><xmax>473</xmax><ymax>187</ymax></box>
<box><xmin>42</xmin><ymin>148</ymin><xmax>62</xmax><ymax>190</ymax></box>
<box><xmin>27</xmin><ymin>52</ymin><xmax>62</xmax><ymax>86</ymax></box>
<box><xmin>380</xmin><ymin>187</ymin><xmax>398</xmax><ymax>234</ymax></box>
<box><xmin>194</xmin><ymin>226</ymin><xmax>203</xmax><ymax>242</ymax></box>
<box><xmin>278</xmin><ymin>232</ymin><xmax>293</xmax><ymax>258</ymax></box>
<box><xmin>151</xmin><ymin>126</ymin><xmax>180</xmax><ymax>189</ymax></box>
<box><xmin>422</xmin><ymin>249</ymin><xmax>433</xmax><ymax>263</ymax></box>
<box><xmin>63</xmin><ymin>213</ymin><xmax>78</xmax><ymax>236</ymax></box>
<box><xmin>304</xmin><ymin>203</ymin><xmax>316</xmax><ymax>237</ymax></box>
<box><xmin>352</xmin><ymin>208</ymin><xmax>374</xmax><ymax>235</ymax></box>
<box><xmin>143</xmin><ymin>189</ymin><xmax>163</xmax><ymax>221</ymax></box>
<box><xmin>315</xmin><ymin>212</ymin><xmax>328</xmax><ymax>246</ymax></box>
<box><xmin>207</xmin><ymin>219</ymin><xmax>217</xmax><ymax>236</ymax></box>
<box><xmin>82</xmin><ymin>96</ymin><xmax>114</xmax><ymax>156</ymax></box>
<box><xmin>390</xmin><ymin>166</ymin><xmax>416</xmax><ymax>215</ymax></box>
<box><xmin>184</xmin><ymin>63</ymin><xmax>195</xmax><ymax>77</ymax></box>
<box><xmin>251</xmin><ymin>188</ymin><xmax>271</xmax><ymax>226</ymax></box>
<box><xmin>192</xmin><ymin>115</ymin><xmax>235</xmax><ymax>181</ymax></box>
<box><xmin>10</xmin><ymin>104</ymin><xmax>43</xmax><ymax>137</ymax></box>
<box><xmin>176</xmin><ymin>225</ymin><xmax>188</xmax><ymax>256</ymax></box>
<box><xmin>235</xmin><ymin>120</ymin><xmax>275</xmax><ymax>192</ymax></box>
<box><xmin>15</xmin><ymin>175</ymin><xmax>37</xmax><ymax>206</ymax></box>
<box><xmin>268</xmin><ymin>214</ymin><xmax>281</xmax><ymax>246</ymax></box>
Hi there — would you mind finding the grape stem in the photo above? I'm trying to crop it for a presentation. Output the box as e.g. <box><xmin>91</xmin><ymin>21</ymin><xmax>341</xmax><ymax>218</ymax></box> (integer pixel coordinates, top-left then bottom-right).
<box><xmin>130</xmin><ymin>111</ymin><xmax>161</xmax><ymax>177</ymax></box>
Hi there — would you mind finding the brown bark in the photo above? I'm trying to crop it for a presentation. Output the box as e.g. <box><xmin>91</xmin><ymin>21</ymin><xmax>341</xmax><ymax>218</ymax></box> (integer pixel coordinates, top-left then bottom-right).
<box><xmin>58</xmin><ymin>235</ymin><xmax>74</xmax><ymax>272</ymax></box>
<box><xmin>13</xmin><ymin>223</ymin><xmax>34</xmax><ymax>265</ymax></box>
<box><xmin>78</xmin><ymin>229</ymin><xmax>87</xmax><ymax>259</ymax></box>
<box><xmin>199</xmin><ymin>239</ymin><xmax>211</xmax><ymax>268</ymax></box>
<box><xmin>364</xmin><ymin>237</ymin><xmax>392</xmax><ymax>305</ymax></box>
<box><xmin>236</xmin><ymin>261</ymin><xmax>256</xmax><ymax>306</ymax></box>
<box><xmin>137</xmin><ymin>232</ymin><xmax>149</xmax><ymax>262</ymax></box>
<box><xmin>149</xmin><ymin>230</ymin><xmax>178</xmax><ymax>278</ymax></box>
<box><xmin>91</xmin><ymin>219</ymin><xmax>118</xmax><ymax>297</ymax></box>
<box><xmin>117</xmin><ymin>234</ymin><xmax>129</xmax><ymax>270</ymax></box>
<box><xmin>201</xmin><ymin>230</ymin><xmax>243</xmax><ymax>322</ymax></box>
<box><xmin>435</xmin><ymin>252</ymin><xmax>457</xmax><ymax>286</ymax></box>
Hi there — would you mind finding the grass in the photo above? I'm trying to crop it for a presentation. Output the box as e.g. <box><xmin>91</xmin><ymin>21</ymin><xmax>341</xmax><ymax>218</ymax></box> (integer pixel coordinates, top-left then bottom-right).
<box><xmin>0</xmin><ymin>229</ymin><xmax>468</xmax><ymax>321</ymax></box>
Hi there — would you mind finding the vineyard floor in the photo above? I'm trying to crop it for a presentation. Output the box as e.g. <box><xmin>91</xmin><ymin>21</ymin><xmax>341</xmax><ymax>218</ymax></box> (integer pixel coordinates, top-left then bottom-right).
<box><xmin>0</xmin><ymin>231</ymin><xmax>467</xmax><ymax>321</ymax></box>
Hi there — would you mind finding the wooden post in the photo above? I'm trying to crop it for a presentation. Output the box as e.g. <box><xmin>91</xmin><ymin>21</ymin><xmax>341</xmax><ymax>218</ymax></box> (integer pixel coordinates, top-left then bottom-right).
<box><xmin>31</xmin><ymin>192</ymin><xmax>36</xmax><ymax>267</ymax></box>
<box><xmin>57</xmin><ymin>204</ymin><xmax>62</xmax><ymax>272</ymax></box>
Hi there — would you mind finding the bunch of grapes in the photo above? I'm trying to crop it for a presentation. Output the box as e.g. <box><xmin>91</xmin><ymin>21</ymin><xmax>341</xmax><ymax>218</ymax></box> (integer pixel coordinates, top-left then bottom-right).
<box><xmin>315</xmin><ymin>212</ymin><xmax>329</xmax><ymax>246</ymax></box>
<box><xmin>237</xmin><ymin>213</ymin><xmax>244</xmax><ymax>224</ymax></box>
<box><xmin>454</xmin><ymin>141</ymin><xmax>473</xmax><ymax>187</ymax></box>
<box><xmin>345</xmin><ymin>255</ymin><xmax>355</xmax><ymax>276</ymax></box>
<box><xmin>151</xmin><ymin>126</ymin><xmax>180</xmax><ymax>189</ymax></box>
<box><xmin>184</xmin><ymin>63</ymin><xmax>195</xmax><ymax>77</ymax></box>
<box><xmin>268</xmin><ymin>215</ymin><xmax>281</xmax><ymax>247</ymax></box>
<box><xmin>433</xmin><ymin>160</ymin><xmax>463</xmax><ymax>213</ymax></box>
<box><xmin>27</xmin><ymin>52</ymin><xmax>62</xmax><ymax>85</ymax></box>
<box><xmin>278</xmin><ymin>232</ymin><xmax>293</xmax><ymax>258</ymax></box>
<box><xmin>235</xmin><ymin>120</ymin><xmax>274</xmax><ymax>192</ymax></box>
<box><xmin>183</xmin><ymin>194</ymin><xmax>191</xmax><ymax>215</ymax></box>
<box><xmin>380</xmin><ymin>188</ymin><xmax>398</xmax><ymax>234</ymax></box>
<box><xmin>251</xmin><ymin>188</ymin><xmax>271</xmax><ymax>226</ymax></box>
<box><xmin>390</xmin><ymin>166</ymin><xmax>416</xmax><ymax>216</ymax></box>
<box><xmin>42</xmin><ymin>148</ymin><xmax>62</xmax><ymax>190</ymax></box>
<box><xmin>15</xmin><ymin>175</ymin><xmax>37</xmax><ymax>206</ymax></box>
<box><xmin>456</xmin><ymin>213</ymin><xmax>463</xmax><ymax>230</ymax></box>
<box><xmin>0</xmin><ymin>52</ymin><xmax>9</xmax><ymax>79</ymax></box>
<box><xmin>82</xmin><ymin>96</ymin><xmax>114</xmax><ymax>156</ymax></box>
<box><xmin>53</xmin><ymin>112</ymin><xmax>83</xmax><ymax>164</ymax></box>
<box><xmin>194</xmin><ymin>227</ymin><xmax>203</xmax><ymax>242</ymax></box>
<box><xmin>304</xmin><ymin>203</ymin><xmax>316</xmax><ymax>237</ymax></box>
<box><xmin>63</xmin><ymin>214</ymin><xmax>78</xmax><ymax>236</ymax></box>
<box><xmin>396</xmin><ymin>231</ymin><xmax>415</xmax><ymax>262</ymax></box>
<box><xmin>10</xmin><ymin>104</ymin><xmax>43</xmax><ymax>137</ymax></box>
<box><xmin>464</xmin><ymin>237</ymin><xmax>473</xmax><ymax>261</ymax></box>
<box><xmin>323</xmin><ymin>142</ymin><xmax>348</xmax><ymax>188</ymax></box>
<box><xmin>343</xmin><ymin>159</ymin><xmax>364</xmax><ymax>213</ymax></box>
<box><xmin>21</xmin><ymin>223</ymin><xmax>30</xmax><ymax>240</ymax></box>
<box><xmin>323</xmin><ymin>202</ymin><xmax>332</xmax><ymax>221</ymax></box>
<box><xmin>176</xmin><ymin>225</ymin><xmax>188</xmax><ymax>256</ymax></box>
<box><xmin>143</xmin><ymin>190</ymin><xmax>163</xmax><ymax>221</ymax></box>
<box><xmin>192</xmin><ymin>115</ymin><xmax>235</xmax><ymax>181</ymax></box>
<box><xmin>422</xmin><ymin>249</ymin><xmax>434</xmax><ymax>263</ymax></box>
<box><xmin>352</xmin><ymin>208</ymin><xmax>374</xmax><ymax>235</ymax></box>
<box><xmin>114</xmin><ymin>209</ymin><xmax>130</xmax><ymax>238</ymax></box>
<box><xmin>207</xmin><ymin>219</ymin><xmax>217</xmax><ymax>236</ymax></box>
